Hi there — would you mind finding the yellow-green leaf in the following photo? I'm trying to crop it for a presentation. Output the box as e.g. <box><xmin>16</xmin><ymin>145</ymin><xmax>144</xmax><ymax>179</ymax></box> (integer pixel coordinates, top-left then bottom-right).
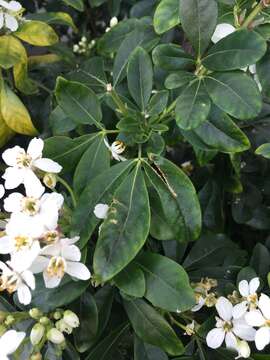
<box><xmin>0</xmin><ymin>35</ymin><xmax>27</xmax><ymax>69</ymax></box>
<box><xmin>13</xmin><ymin>61</ymin><xmax>38</xmax><ymax>95</ymax></box>
<box><xmin>0</xmin><ymin>109</ymin><xmax>14</xmax><ymax>147</ymax></box>
<box><xmin>14</xmin><ymin>21</ymin><xmax>59</xmax><ymax>46</ymax></box>
<box><xmin>1</xmin><ymin>84</ymin><xmax>38</xmax><ymax>135</ymax></box>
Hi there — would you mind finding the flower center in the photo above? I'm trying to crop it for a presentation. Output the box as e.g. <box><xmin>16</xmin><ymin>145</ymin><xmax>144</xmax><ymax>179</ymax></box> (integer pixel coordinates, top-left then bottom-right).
<box><xmin>265</xmin><ymin>319</ymin><xmax>270</xmax><ymax>327</ymax></box>
<box><xmin>42</xmin><ymin>231</ymin><xmax>59</xmax><ymax>244</ymax></box>
<box><xmin>0</xmin><ymin>274</ymin><xmax>18</xmax><ymax>293</ymax></box>
<box><xmin>14</xmin><ymin>235</ymin><xmax>33</xmax><ymax>250</ymax></box>
<box><xmin>16</xmin><ymin>152</ymin><xmax>32</xmax><ymax>168</ymax></box>
<box><xmin>247</xmin><ymin>294</ymin><xmax>257</xmax><ymax>303</ymax></box>
<box><xmin>112</xmin><ymin>141</ymin><xmax>126</xmax><ymax>154</ymax></box>
<box><xmin>223</xmin><ymin>321</ymin><xmax>233</xmax><ymax>332</ymax></box>
<box><xmin>46</xmin><ymin>257</ymin><xmax>66</xmax><ymax>278</ymax></box>
<box><xmin>21</xmin><ymin>197</ymin><xmax>40</xmax><ymax>216</ymax></box>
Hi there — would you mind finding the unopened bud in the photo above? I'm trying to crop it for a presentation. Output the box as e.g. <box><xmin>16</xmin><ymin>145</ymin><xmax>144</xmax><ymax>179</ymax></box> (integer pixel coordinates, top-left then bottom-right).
<box><xmin>53</xmin><ymin>310</ymin><xmax>62</xmax><ymax>320</ymax></box>
<box><xmin>237</xmin><ymin>340</ymin><xmax>250</xmax><ymax>359</ymax></box>
<box><xmin>30</xmin><ymin>324</ymin><xmax>45</xmax><ymax>346</ymax></box>
<box><xmin>30</xmin><ymin>352</ymin><xmax>42</xmax><ymax>360</ymax></box>
<box><xmin>47</xmin><ymin>328</ymin><xmax>65</xmax><ymax>345</ymax></box>
<box><xmin>29</xmin><ymin>308</ymin><xmax>43</xmax><ymax>320</ymax></box>
<box><xmin>43</xmin><ymin>173</ymin><xmax>57</xmax><ymax>189</ymax></box>
<box><xmin>110</xmin><ymin>17</ymin><xmax>118</xmax><ymax>27</ymax></box>
<box><xmin>5</xmin><ymin>315</ymin><xmax>14</xmax><ymax>326</ymax></box>
<box><xmin>63</xmin><ymin>310</ymin><xmax>80</xmax><ymax>328</ymax></box>
<box><xmin>106</xmin><ymin>83</ymin><xmax>113</xmax><ymax>92</ymax></box>
<box><xmin>39</xmin><ymin>316</ymin><xmax>50</xmax><ymax>326</ymax></box>
<box><xmin>56</xmin><ymin>319</ymin><xmax>73</xmax><ymax>334</ymax></box>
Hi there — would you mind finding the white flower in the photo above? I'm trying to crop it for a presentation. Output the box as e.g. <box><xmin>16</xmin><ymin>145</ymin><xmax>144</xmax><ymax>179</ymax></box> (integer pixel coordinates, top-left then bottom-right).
<box><xmin>206</xmin><ymin>297</ymin><xmax>255</xmax><ymax>354</ymax></box>
<box><xmin>2</xmin><ymin>138</ymin><xmax>62</xmax><ymax>198</ymax></box>
<box><xmin>104</xmin><ymin>138</ymin><xmax>126</xmax><ymax>162</ymax></box>
<box><xmin>0</xmin><ymin>185</ymin><xmax>5</xmax><ymax>199</ymax></box>
<box><xmin>4</xmin><ymin>189</ymin><xmax>64</xmax><ymax>235</ymax></box>
<box><xmin>0</xmin><ymin>259</ymin><xmax>35</xmax><ymax>305</ymax></box>
<box><xmin>236</xmin><ymin>340</ymin><xmax>251</xmax><ymax>359</ymax></box>
<box><xmin>0</xmin><ymin>329</ymin><xmax>25</xmax><ymax>360</ymax></box>
<box><xmin>30</xmin><ymin>324</ymin><xmax>45</xmax><ymax>346</ymax></box>
<box><xmin>245</xmin><ymin>293</ymin><xmax>270</xmax><ymax>350</ymax></box>
<box><xmin>233</xmin><ymin>278</ymin><xmax>260</xmax><ymax>319</ymax></box>
<box><xmin>63</xmin><ymin>310</ymin><xmax>80</xmax><ymax>328</ymax></box>
<box><xmin>211</xmin><ymin>23</ymin><xmax>236</xmax><ymax>44</ymax></box>
<box><xmin>0</xmin><ymin>0</ymin><xmax>22</xmax><ymax>32</ymax></box>
<box><xmin>110</xmin><ymin>17</ymin><xmax>118</xmax><ymax>28</ymax></box>
<box><xmin>94</xmin><ymin>203</ymin><xmax>109</xmax><ymax>219</ymax></box>
<box><xmin>31</xmin><ymin>236</ymin><xmax>91</xmax><ymax>288</ymax></box>
<box><xmin>192</xmin><ymin>295</ymin><xmax>205</xmax><ymax>312</ymax></box>
<box><xmin>46</xmin><ymin>328</ymin><xmax>65</xmax><ymax>345</ymax></box>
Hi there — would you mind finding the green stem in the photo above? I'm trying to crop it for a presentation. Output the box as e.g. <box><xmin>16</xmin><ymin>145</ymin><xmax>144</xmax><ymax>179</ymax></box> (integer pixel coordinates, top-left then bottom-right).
<box><xmin>168</xmin><ymin>314</ymin><xmax>187</xmax><ymax>331</ymax></box>
<box><xmin>57</xmin><ymin>176</ymin><xmax>77</xmax><ymax>208</ymax></box>
<box><xmin>110</xmin><ymin>89</ymin><xmax>128</xmax><ymax>116</ymax></box>
<box><xmin>242</xmin><ymin>1</ymin><xmax>264</xmax><ymax>28</ymax></box>
<box><xmin>33</xmin><ymin>80</ymin><xmax>53</xmax><ymax>95</ymax></box>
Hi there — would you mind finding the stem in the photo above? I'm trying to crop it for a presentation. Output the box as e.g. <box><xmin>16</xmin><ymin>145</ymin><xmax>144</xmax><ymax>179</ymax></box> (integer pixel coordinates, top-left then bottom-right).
<box><xmin>57</xmin><ymin>176</ymin><xmax>77</xmax><ymax>208</ymax></box>
<box><xmin>242</xmin><ymin>1</ymin><xmax>264</xmax><ymax>28</ymax></box>
<box><xmin>33</xmin><ymin>80</ymin><xmax>53</xmax><ymax>95</ymax></box>
<box><xmin>138</xmin><ymin>144</ymin><xmax>142</xmax><ymax>159</ymax></box>
<box><xmin>110</xmin><ymin>89</ymin><xmax>128</xmax><ymax>116</ymax></box>
<box><xmin>168</xmin><ymin>314</ymin><xmax>187</xmax><ymax>331</ymax></box>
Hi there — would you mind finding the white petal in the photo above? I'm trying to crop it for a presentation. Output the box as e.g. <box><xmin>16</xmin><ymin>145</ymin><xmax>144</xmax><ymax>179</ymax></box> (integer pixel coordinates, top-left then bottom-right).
<box><xmin>249</xmin><ymin>64</ymin><xmax>257</xmax><ymax>74</ymax></box>
<box><xmin>255</xmin><ymin>327</ymin><xmax>270</xmax><ymax>351</ymax></box>
<box><xmin>249</xmin><ymin>277</ymin><xmax>260</xmax><ymax>294</ymax></box>
<box><xmin>94</xmin><ymin>204</ymin><xmax>109</xmax><ymax>219</ymax></box>
<box><xmin>216</xmin><ymin>297</ymin><xmax>233</xmax><ymax>321</ymax></box>
<box><xmin>0</xmin><ymin>185</ymin><xmax>5</xmax><ymax>199</ymax></box>
<box><xmin>10</xmin><ymin>243</ymin><xmax>40</xmax><ymax>272</ymax></box>
<box><xmin>61</xmin><ymin>236</ymin><xmax>80</xmax><ymax>246</ymax></box>
<box><xmin>225</xmin><ymin>332</ymin><xmax>237</xmax><ymax>350</ymax></box>
<box><xmin>40</xmin><ymin>243</ymin><xmax>61</xmax><ymax>257</ymax></box>
<box><xmin>4</xmin><ymin>192</ymin><xmax>23</xmax><ymax>213</ymax></box>
<box><xmin>30</xmin><ymin>256</ymin><xmax>49</xmax><ymax>274</ymax></box>
<box><xmin>66</xmin><ymin>261</ymin><xmax>91</xmax><ymax>280</ymax></box>
<box><xmin>8</xmin><ymin>1</ymin><xmax>22</xmax><ymax>11</ymax></box>
<box><xmin>0</xmin><ymin>236</ymin><xmax>14</xmax><ymax>254</ymax></box>
<box><xmin>4</xmin><ymin>13</ymin><xmax>18</xmax><ymax>31</ymax></box>
<box><xmin>21</xmin><ymin>270</ymin><xmax>35</xmax><ymax>290</ymax></box>
<box><xmin>17</xmin><ymin>284</ymin><xmax>32</xmax><ymax>305</ymax></box>
<box><xmin>23</xmin><ymin>169</ymin><xmax>45</xmax><ymax>199</ymax></box>
<box><xmin>27</xmin><ymin>138</ymin><xmax>44</xmax><ymax>160</ymax></box>
<box><xmin>2</xmin><ymin>146</ymin><xmax>23</xmax><ymax>167</ymax></box>
<box><xmin>259</xmin><ymin>293</ymin><xmax>270</xmax><ymax>320</ymax></box>
<box><xmin>206</xmin><ymin>328</ymin><xmax>225</xmax><ymax>349</ymax></box>
<box><xmin>245</xmin><ymin>310</ymin><xmax>265</xmax><ymax>327</ymax></box>
<box><xmin>33</xmin><ymin>158</ymin><xmax>62</xmax><ymax>173</ymax></box>
<box><xmin>232</xmin><ymin>302</ymin><xmax>248</xmax><ymax>320</ymax></box>
<box><xmin>0</xmin><ymin>12</ymin><xmax>4</xmax><ymax>29</ymax></box>
<box><xmin>3</xmin><ymin>167</ymin><xmax>24</xmax><ymax>189</ymax></box>
<box><xmin>239</xmin><ymin>280</ymin><xmax>249</xmax><ymax>297</ymax></box>
<box><xmin>0</xmin><ymin>261</ymin><xmax>11</xmax><ymax>274</ymax></box>
<box><xmin>233</xmin><ymin>318</ymin><xmax>256</xmax><ymax>341</ymax></box>
<box><xmin>43</xmin><ymin>272</ymin><xmax>62</xmax><ymax>288</ymax></box>
<box><xmin>0</xmin><ymin>330</ymin><xmax>25</xmax><ymax>355</ymax></box>
<box><xmin>192</xmin><ymin>296</ymin><xmax>205</xmax><ymax>312</ymax></box>
<box><xmin>211</xmin><ymin>23</ymin><xmax>235</xmax><ymax>43</ymax></box>
<box><xmin>61</xmin><ymin>245</ymin><xmax>81</xmax><ymax>262</ymax></box>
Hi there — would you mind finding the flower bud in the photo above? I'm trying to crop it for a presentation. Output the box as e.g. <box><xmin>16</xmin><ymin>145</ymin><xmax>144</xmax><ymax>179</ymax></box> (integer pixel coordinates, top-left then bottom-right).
<box><xmin>30</xmin><ymin>352</ymin><xmax>42</xmax><ymax>360</ymax></box>
<box><xmin>63</xmin><ymin>310</ymin><xmax>80</xmax><ymax>328</ymax></box>
<box><xmin>30</xmin><ymin>324</ymin><xmax>45</xmax><ymax>346</ymax></box>
<box><xmin>237</xmin><ymin>340</ymin><xmax>250</xmax><ymax>359</ymax></box>
<box><xmin>29</xmin><ymin>308</ymin><xmax>43</xmax><ymax>320</ymax></box>
<box><xmin>5</xmin><ymin>315</ymin><xmax>14</xmax><ymax>326</ymax></box>
<box><xmin>43</xmin><ymin>173</ymin><xmax>57</xmax><ymax>189</ymax></box>
<box><xmin>39</xmin><ymin>316</ymin><xmax>50</xmax><ymax>325</ymax></box>
<box><xmin>53</xmin><ymin>310</ymin><xmax>63</xmax><ymax>320</ymax></box>
<box><xmin>56</xmin><ymin>319</ymin><xmax>73</xmax><ymax>334</ymax></box>
<box><xmin>47</xmin><ymin>328</ymin><xmax>65</xmax><ymax>345</ymax></box>
<box><xmin>110</xmin><ymin>17</ymin><xmax>118</xmax><ymax>27</ymax></box>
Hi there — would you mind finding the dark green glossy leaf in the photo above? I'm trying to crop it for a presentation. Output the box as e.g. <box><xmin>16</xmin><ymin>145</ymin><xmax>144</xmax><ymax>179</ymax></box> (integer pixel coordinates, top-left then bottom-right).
<box><xmin>202</xmin><ymin>30</ymin><xmax>266</xmax><ymax>71</ymax></box>
<box><xmin>175</xmin><ymin>80</ymin><xmax>211</xmax><ymax>130</ymax></box>
<box><xmin>62</xmin><ymin>0</ymin><xmax>84</xmax><ymax>11</ymax></box>
<box><xmin>165</xmin><ymin>71</ymin><xmax>196</xmax><ymax>89</ymax></box>
<box><xmin>204</xmin><ymin>72</ymin><xmax>262</xmax><ymax>119</ymax></box>
<box><xmin>153</xmin><ymin>0</ymin><xmax>180</xmax><ymax>34</ymax></box>
<box><xmin>136</xmin><ymin>252</ymin><xmax>195</xmax><ymax>312</ymax></box>
<box><xmin>114</xmin><ymin>262</ymin><xmax>146</xmax><ymax>297</ymax></box>
<box><xmin>152</xmin><ymin>44</ymin><xmax>194</xmax><ymax>71</ymax></box>
<box><xmin>180</xmin><ymin>0</ymin><xmax>218</xmax><ymax>55</ymax></box>
<box><xmin>147</xmin><ymin>90</ymin><xmax>168</xmax><ymax>116</ymax></box>
<box><xmin>94</xmin><ymin>164</ymin><xmax>150</xmax><ymax>282</ymax></box>
<box><xmin>134</xmin><ymin>336</ymin><xmax>168</xmax><ymax>360</ymax></box>
<box><xmin>124</xmin><ymin>298</ymin><xmax>184</xmax><ymax>356</ymax></box>
<box><xmin>255</xmin><ymin>143</ymin><xmax>270</xmax><ymax>159</ymax></box>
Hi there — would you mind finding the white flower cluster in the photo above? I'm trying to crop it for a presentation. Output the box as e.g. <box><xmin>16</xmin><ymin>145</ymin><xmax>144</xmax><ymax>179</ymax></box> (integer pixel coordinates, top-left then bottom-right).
<box><xmin>73</xmin><ymin>36</ymin><xmax>96</xmax><ymax>55</ymax></box>
<box><xmin>0</xmin><ymin>0</ymin><xmax>23</xmax><ymax>32</ymax></box>
<box><xmin>206</xmin><ymin>278</ymin><xmax>270</xmax><ymax>358</ymax></box>
<box><xmin>0</xmin><ymin>138</ymin><xmax>91</xmax><ymax>305</ymax></box>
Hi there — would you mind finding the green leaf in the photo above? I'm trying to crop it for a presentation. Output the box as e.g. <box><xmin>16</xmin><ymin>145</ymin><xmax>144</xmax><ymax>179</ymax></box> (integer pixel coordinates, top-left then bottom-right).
<box><xmin>136</xmin><ymin>252</ymin><xmax>195</xmax><ymax>312</ymax></box>
<box><xmin>147</xmin><ymin>90</ymin><xmax>168</xmax><ymax>116</ymax></box>
<box><xmin>180</xmin><ymin>0</ymin><xmax>218</xmax><ymax>56</ymax></box>
<box><xmin>93</xmin><ymin>164</ymin><xmax>150</xmax><ymax>282</ymax></box>
<box><xmin>0</xmin><ymin>35</ymin><xmax>27</xmax><ymax>69</ymax></box>
<box><xmin>49</xmin><ymin>106</ymin><xmax>76</xmax><ymax>135</ymax></box>
<box><xmin>55</xmin><ymin>77</ymin><xmax>103</xmax><ymax>128</ymax></box>
<box><xmin>175</xmin><ymin>80</ymin><xmax>211</xmax><ymax>130</ymax></box>
<box><xmin>74</xmin><ymin>293</ymin><xmax>99</xmax><ymax>353</ymax></box>
<box><xmin>26</xmin><ymin>12</ymin><xmax>77</xmax><ymax>32</ymax></box>
<box><xmin>44</xmin><ymin>134</ymin><xmax>98</xmax><ymax>172</ymax></box>
<box><xmin>73</xmin><ymin>135</ymin><xmax>110</xmax><ymax>195</ymax></box>
<box><xmin>153</xmin><ymin>0</ymin><xmax>180</xmax><ymax>34</ymax></box>
<box><xmin>134</xmin><ymin>336</ymin><xmax>168</xmax><ymax>360</ymax></box>
<box><xmin>165</xmin><ymin>71</ymin><xmax>196</xmax><ymax>89</ymax></box>
<box><xmin>85</xmin><ymin>323</ymin><xmax>129</xmax><ymax>360</ymax></box>
<box><xmin>202</xmin><ymin>30</ymin><xmax>266</xmax><ymax>71</ymax></box>
<box><xmin>13</xmin><ymin>61</ymin><xmax>38</xmax><ymax>95</ymax></box>
<box><xmin>30</xmin><ymin>276</ymin><xmax>90</xmax><ymax>312</ymax></box>
<box><xmin>113</xmin><ymin>27</ymin><xmax>159</xmax><ymax>86</ymax></box>
<box><xmin>204</xmin><ymin>72</ymin><xmax>262</xmax><ymax>119</ymax></box>
<box><xmin>143</xmin><ymin>160</ymin><xmax>200</xmax><ymax>241</ymax></box>
<box><xmin>123</xmin><ymin>298</ymin><xmax>184</xmax><ymax>356</ymax></box>
<box><xmin>14</xmin><ymin>21</ymin><xmax>59</xmax><ymax>46</ymax></box>
<box><xmin>152</xmin><ymin>44</ymin><xmax>194</xmax><ymax>71</ymax></box>
<box><xmin>180</xmin><ymin>106</ymin><xmax>250</xmax><ymax>153</ymax></box>
<box><xmin>72</xmin><ymin>161</ymin><xmax>135</xmax><ymax>247</ymax></box>
<box><xmin>127</xmin><ymin>47</ymin><xmax>153</xmax><ymax>110</ymax></box>
<box><xmin>62</xmin><ymin>0</ymin><xmax>84</xmax><ymax>11</ymax></box>
<box><xmin>114</xmin><ymin>262</ymin><xmax>146</xmax><ymax>298</ymax></box>
<box><xmin>255</xmin><ymin>143</ymin><xmax>270</xmax><ymax>159</ymax></box>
